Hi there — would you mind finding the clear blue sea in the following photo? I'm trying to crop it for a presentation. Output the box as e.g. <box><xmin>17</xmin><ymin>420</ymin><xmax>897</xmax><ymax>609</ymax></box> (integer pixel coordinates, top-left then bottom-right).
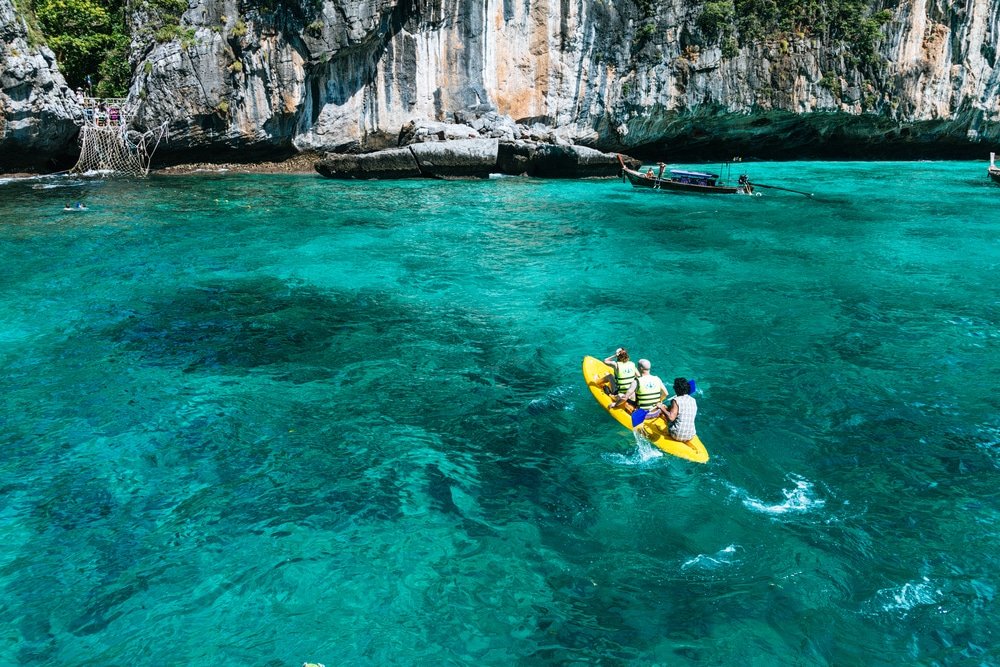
<box><xmin>1</xmin><ymin>162</ymin><xmax>998</xmax><ymax>665</ymax></box>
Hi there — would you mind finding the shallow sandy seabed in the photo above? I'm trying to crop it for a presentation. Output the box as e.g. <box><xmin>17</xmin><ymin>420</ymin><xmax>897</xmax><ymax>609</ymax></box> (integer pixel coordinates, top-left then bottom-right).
<box><xmin>0</xmin><ymin>152</ymin><xmax>324</xmax><ymax>179</ymax></box>
<box><xmin>154</xmin><ymin>152</ymin><xmax>322</xmax><ymax>175</ymax></box>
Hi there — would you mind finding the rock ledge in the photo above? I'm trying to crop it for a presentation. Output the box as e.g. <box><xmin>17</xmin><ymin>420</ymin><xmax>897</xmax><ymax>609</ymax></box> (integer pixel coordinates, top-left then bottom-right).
<box><xmin>316</xmin><ymin>118</ymin><xmax>639</xmax><ymax>179</ymax></box>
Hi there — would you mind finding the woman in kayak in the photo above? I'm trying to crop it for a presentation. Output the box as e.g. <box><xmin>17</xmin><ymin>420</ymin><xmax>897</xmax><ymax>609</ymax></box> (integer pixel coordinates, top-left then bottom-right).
<box><xmin>644</xmin><ymin>377</ymin><xmax>698</xmax><ymax>441</ymax></box>
<box><xmin>601</xmin><ymin>347</ymin><xmax>637</xmax><ymax>401</ymax></box>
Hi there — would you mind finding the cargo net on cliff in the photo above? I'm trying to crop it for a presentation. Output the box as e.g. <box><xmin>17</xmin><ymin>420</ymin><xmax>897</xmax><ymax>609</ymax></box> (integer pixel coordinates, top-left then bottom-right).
<box><xmin>70</xmin><ymin>97</ymin><xmax>167</xmax><ymax>177</ymax></box>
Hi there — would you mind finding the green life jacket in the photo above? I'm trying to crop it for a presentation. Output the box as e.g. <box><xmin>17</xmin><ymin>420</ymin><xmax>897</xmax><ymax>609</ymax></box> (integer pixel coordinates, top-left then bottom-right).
<box><xmin>635</xmin><ymin>374</ymin><xmax>663</xmax><ymax>409</ymax></box>
<box><xmin>614</xmin><ymin>361</ymin><xmax>637</xmax><ymax>392</ymax></box>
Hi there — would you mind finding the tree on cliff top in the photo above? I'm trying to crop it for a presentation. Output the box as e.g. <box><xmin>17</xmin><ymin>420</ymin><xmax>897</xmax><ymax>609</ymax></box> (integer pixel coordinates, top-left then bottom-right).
<box><xmin>31</xmin><ymin>0</ymin><xmax>130</xmax><ymax>96</ymax></box>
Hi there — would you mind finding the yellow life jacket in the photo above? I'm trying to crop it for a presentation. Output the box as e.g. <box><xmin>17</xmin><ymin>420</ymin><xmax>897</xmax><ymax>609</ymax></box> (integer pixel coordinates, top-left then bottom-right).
<box><xmin>635</xmin><ymin>374</ymin><xmax>663</xmax><ymax>409</ymax></box>
<box><xmin>614</xmin><ymin>361</ymin><xmax>637</xmax><ymax>392</ymax></box>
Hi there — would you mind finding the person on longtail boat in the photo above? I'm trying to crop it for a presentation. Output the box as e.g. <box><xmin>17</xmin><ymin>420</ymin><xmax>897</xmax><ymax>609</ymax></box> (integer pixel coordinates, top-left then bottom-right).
<box><xmin>602</xmin><ymin>347</ymin><xmax>637</xmax><ymax>401</ymax></box>
<box><xmin>644</xmin><ymin>377</ymin><xmax>698</xmax><ymax>440</ymax></box>
<box><xmin>616</xmin><ymin>358</ymin><xmax>666</xmax><ymax>411</ymax></box>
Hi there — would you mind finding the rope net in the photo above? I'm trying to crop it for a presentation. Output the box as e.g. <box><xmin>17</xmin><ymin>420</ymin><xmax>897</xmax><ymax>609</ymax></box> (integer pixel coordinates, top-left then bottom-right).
<box><xmin>70</xmin><ymin>125</ymin><xmax>166</xmax><ymax>177</ymax></box>
<box><xmin>69</xmin><ymin>97</ymin><xmax>167</xmax><ymax>177</ymax></box>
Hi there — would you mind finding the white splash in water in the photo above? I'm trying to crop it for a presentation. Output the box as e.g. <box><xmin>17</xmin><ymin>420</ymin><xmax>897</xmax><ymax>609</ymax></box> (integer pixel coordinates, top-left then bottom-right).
<box><xmin>682</xmin><ymin>545</ymin><xmax>739</xmax><ymax>570</ymax></box>
<box><xmin>30</xmin><ymin>179</ymin><xmax>88</xmax><ymax>189</ymax></box>
<box><xmin>733</xmin><ymin>475</ymin><xmax>826</xmax><ymax>515</ymax></box>
<box><xmin>602</xmin><ymin>431</ymin><xmax>663</xmax><ymax>466</ymax></box>
<box><xmin>869</xmin><ymin>578</ymin><xmax>941</xmax><ymax>615</ymax></box>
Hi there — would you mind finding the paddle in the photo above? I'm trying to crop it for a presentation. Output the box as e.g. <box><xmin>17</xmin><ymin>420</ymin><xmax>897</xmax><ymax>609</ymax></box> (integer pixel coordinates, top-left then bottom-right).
<box><xmin>748</xmin><ymin>181</ymin><xmax>814</xmax><ymax>198</ymax></box>
<box><xmin>630</xmin><ymin>409</ymin><xmax>649</xmax><ymax>428</ymax></box>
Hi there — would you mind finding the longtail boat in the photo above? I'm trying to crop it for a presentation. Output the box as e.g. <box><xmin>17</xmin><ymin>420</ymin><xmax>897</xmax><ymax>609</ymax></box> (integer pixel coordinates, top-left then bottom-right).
<box><xmin>990</xmin><ymin>152</ymin><xmax>1000</xmax><ymax>185</ymax></box>
<box><xmin>617</xmin><ymin>154</ymin><xmax>752</xmax><ymax>195</ymax></box>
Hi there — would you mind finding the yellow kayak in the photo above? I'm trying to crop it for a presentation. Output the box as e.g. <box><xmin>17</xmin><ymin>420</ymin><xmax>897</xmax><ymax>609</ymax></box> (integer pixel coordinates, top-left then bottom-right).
<box><xmin>582</xmin><ymin>355</ymin><xmax>709</xmax><ymax>464</ymax></box>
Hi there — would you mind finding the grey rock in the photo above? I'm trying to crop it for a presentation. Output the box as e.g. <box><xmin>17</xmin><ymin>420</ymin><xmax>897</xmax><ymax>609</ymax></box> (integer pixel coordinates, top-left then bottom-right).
<box><xmin>497</xmin><ymin>141</ymin><xmax>534</xmax><ymax>176</ymax></box>
<box><xmin>0</xmin><ymin>0</ymin><xmax>78</xmax><ymax>169</ymax></box>
<box><xmin>409</xmin><ymin>138</ymin><xmax>498</xmax><ymax>178</ymax></box>
<box><xmin>315</xmin><ymin>147</ymin><xmax>420</xmax><ymax>178</ymax></box>
<box><xmin>314</xmin><ymin>153</ymin><xmax>361</xmax><ymax>178</ymax></box>
<box><xmin>527</xmin><ymin>144</ymin><xmax>624</xmax><ymax>178</ymax></box>
<box><xmin>397</xmin><ymin>119</ymin><xmax>480</xmax><ymax>146</ymax></box>
<box><xmin>359</xmin><ymin>147</ymin><xmax>421</xmax><ymax>178</ymax></box>
<box><xmin>317</xmin><ymin>139</ymin><xmax>629</xmax><ymax>179</ymax></box>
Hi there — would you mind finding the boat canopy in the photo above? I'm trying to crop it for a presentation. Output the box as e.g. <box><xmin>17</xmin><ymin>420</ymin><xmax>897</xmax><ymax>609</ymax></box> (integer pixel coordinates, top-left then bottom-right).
<box><xmin>669</xmin><ymin>169</ymin><xmax>719</xmax><ymax>179</ymax></box>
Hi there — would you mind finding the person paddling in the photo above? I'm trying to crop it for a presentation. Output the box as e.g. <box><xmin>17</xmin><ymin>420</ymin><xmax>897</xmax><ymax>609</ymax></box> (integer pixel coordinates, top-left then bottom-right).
<box><xmin>644</xmin><ymin>377</ymin><xmax>698</xmax><ymax>441</ymax></box>
<box><xmin>616</xmin><ymin>358</ymin><xmax>666</xmax><ymax>414</ymax></box>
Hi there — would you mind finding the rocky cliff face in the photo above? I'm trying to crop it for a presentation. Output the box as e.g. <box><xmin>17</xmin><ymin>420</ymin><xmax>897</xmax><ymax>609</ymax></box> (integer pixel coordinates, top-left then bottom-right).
<box><xmin>884</xmin><ymin>0</ymin><xmax>999</xmax><ymax>133</ymax></box>
<box><xmin>3</xmin><ymin>0</ymin><xmax>1000</xmax><ymax>168</ymax></box>
<box><xmin>0</xmin><ymin>0</ymin><xmax>79</xmax><ymax>169</ymax></box>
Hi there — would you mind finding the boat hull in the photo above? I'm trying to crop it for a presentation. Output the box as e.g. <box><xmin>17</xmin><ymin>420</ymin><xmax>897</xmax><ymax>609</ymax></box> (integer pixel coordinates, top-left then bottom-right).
<box><xmin>622</xmin><ymin>165</ymin><xmax>743</xmax><ymax>195</ymax></box>
<box><xmin>990</xmin><ymin>167</ymin><xmax>1000</xmax><ymax>185</ymax></box>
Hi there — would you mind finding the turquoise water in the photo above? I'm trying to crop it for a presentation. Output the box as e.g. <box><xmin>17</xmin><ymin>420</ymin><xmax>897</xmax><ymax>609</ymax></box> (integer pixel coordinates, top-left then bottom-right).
<box><xmin>1</xmin><ymin>162</ymin><xmax>998</xmax><ymax>665</ymax></box>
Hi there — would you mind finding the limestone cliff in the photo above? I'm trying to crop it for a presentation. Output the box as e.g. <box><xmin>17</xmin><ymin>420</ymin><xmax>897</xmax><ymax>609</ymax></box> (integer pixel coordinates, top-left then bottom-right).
<box><xmin>2</xmin><ymin>0</ymin><xmax>1000</xmax><ymax>167</ymax></box>
<box><xmin>0</xmin><ymin>0</ymin><xmax>78</xmax><ymax>168</ymax></box>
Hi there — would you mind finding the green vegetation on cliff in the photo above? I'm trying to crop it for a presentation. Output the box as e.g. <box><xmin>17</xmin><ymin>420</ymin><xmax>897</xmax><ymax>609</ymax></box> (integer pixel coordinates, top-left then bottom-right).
<box><xmin>700</xmin><ymin>0</ymin><xmax>893</xmax><ymax>66</ymax></box>
<box><xmin>27</xmin><ymin>0</ymin><xmax>128</xmax><ymax>94</ymax></box>
<box><xmin>25</xmin><ymin>0</ymin><xmax>190</xmax><ymax>96</ymax></box>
